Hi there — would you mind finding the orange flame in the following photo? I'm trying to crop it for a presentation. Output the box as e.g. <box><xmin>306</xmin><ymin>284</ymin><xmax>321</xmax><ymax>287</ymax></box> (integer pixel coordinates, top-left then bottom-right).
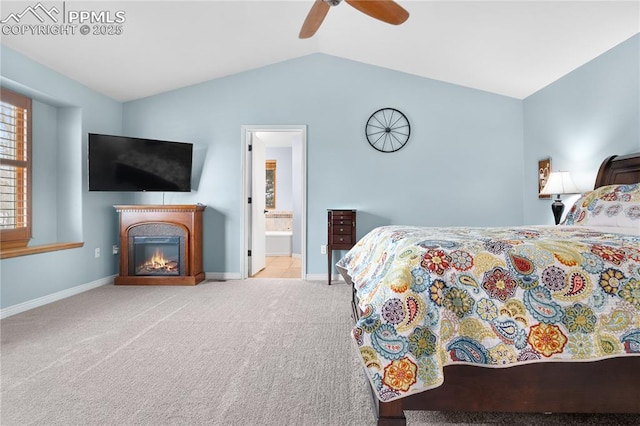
<box><xmin>139</xmin><ymin>248</ymin><xmax>176</xmax><ymax>272</ymax></box>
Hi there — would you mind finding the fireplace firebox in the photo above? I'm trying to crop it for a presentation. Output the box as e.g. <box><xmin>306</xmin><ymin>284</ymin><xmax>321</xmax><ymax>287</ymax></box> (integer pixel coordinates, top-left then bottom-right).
<box><xmin>114</xmin><ymin>204</ymin><xmax>205</xmax><ymax>286</ymax></box>
<box><xmin>133</xmin><ymin>236</ymin><xmax>181</xmax><ymax>276</ymax></box>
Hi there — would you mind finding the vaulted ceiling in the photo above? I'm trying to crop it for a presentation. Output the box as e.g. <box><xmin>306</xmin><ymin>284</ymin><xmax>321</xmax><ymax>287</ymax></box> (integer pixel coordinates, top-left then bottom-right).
<box><xmin>1</xmin><ymin>1</ymin><xmax>638</xmax><ymax>102</ymax></box>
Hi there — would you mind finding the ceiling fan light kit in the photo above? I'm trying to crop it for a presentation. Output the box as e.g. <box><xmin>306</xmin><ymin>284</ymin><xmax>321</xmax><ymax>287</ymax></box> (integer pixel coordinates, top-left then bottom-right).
<box><xmin>299</xmin><ymin>0</ymin><xmax>410</xmax><ymax>39</ymax></box>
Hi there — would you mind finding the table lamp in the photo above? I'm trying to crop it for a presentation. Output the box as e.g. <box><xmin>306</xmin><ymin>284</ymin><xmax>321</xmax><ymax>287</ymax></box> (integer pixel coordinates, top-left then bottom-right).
<box><xmin>540</xmin><ymin>171</ymin><xmax>580</xmax><ymax>225</ymax></box>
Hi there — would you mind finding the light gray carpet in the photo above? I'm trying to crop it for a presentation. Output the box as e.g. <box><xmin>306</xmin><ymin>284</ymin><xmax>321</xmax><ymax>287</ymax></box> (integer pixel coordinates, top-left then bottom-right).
<box><xmin>1</xmin><ymin>279</ymin><xmax>639</xmax><ymax>426</ymax></box>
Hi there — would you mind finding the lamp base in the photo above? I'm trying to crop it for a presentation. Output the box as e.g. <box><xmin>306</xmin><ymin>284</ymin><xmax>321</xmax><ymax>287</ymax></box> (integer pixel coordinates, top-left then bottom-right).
<box><xmin>551</xmin><ymin>198</ymin><xmax>565</xmax><ymax>225</ymax></box>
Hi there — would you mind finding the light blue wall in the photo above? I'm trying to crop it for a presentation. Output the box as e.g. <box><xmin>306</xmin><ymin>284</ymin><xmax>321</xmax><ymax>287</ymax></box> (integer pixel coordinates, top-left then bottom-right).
<box><xmin>57</xmin><ymin>107</ymin><xmax>84</xmax><ymax>242</ymax></box>
<box><xmin>30</xmin><ymin>100</ymin><xmax>59</xmax><ymax>245</ymax></box>
<box><xmin>0</xmin><ymin>45</ymin><xmax>125</xmax><ymax>309</ymax></box>
<box><xmin>4</xmin><ymin>33</ymin><xmax>636</xmax><ymax>310</ymax></box>
<box><xmin>523</xmin><ymin>34</ymin><xmax>640</xmax><ymax>225</ymax></box>
<box><xmin>291</xmin><ymin>137</ymin><xmax>303</xmax><ymax>255</ymax></box>
<box><xmin>266</xmin><ymin>147</ymin><xmax>293</xmax><ymax>211</ymax></box>
<box><xmin>123</xmin><ymin>54</ymin><xmax>524</xmax><ymax>276</ymax></box>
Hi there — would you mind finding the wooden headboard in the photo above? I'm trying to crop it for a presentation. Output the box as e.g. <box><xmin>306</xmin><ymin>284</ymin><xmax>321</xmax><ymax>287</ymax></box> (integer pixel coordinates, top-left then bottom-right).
<box><xmin>594</xmin><ymin>152</ymin><xmax>640</xmax><ymax>188</ymax></box>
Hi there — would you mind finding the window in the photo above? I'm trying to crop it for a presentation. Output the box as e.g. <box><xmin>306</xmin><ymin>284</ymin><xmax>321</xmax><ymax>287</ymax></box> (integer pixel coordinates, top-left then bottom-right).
<box><xmin>0</xmin><ymin>88</ymin><xmax>32</xmax><ymax>249</ymax></box>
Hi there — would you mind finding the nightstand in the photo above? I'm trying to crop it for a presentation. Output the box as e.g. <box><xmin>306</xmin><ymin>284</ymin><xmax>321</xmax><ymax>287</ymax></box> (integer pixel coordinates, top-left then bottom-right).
<box><xmin>327</xmin><ymin>209</ymin><xmax>356</xmax><ymax>285</ymax></box>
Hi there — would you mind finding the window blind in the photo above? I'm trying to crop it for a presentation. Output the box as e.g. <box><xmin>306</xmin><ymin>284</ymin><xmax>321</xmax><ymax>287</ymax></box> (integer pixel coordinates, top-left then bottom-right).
<box><xmin>0</xmin><ymin>88</ymin><xmax>31</xmax><ymax>245</ymax></box>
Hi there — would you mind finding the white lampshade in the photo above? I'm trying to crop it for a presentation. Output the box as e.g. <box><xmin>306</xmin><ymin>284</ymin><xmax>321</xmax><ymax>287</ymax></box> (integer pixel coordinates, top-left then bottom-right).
<box><xmin>540</xmin><ymin>171</ymin><xmax>580</xmax><ymax>196</ymax></box>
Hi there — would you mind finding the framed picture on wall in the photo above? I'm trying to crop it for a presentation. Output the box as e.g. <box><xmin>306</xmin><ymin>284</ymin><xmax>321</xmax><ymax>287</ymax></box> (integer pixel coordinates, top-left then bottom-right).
<box><xmin>538</xmin><ymin>157</ymin><xmax>551</xmax><ymax>199</ymax></box>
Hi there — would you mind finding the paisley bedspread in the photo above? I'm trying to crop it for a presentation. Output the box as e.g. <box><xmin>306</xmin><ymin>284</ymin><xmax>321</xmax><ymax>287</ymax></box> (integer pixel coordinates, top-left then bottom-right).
<box><xmin>337</xmin><ymin>225</ymin><xmax>640</xmax><ymax>402</ymax></box>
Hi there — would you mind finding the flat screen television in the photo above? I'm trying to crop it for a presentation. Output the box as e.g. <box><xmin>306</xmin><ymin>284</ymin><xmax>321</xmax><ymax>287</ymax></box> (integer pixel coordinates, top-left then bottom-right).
<box><xmin>88</xmin><ymin>133</ymin><xmax>193</xmax><ymax>192</ymax></box>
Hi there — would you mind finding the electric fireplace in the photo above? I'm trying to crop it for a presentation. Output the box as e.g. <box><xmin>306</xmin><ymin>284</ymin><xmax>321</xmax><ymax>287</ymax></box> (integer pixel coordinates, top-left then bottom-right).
<box><xmin>114</xmin><ymin>204</ymin><xmax>205</xmax><ymax>286</ymax></box>
<box><xmin>132</xmin><ymin>236</ymin><xmax>181</xmax><ymax>276</ymax></box>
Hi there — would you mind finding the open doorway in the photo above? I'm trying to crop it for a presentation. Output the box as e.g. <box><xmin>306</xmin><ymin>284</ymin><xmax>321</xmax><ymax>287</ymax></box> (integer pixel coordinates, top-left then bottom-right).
<box><xmin>240</xmin><ymin>125</ymin><xmax>306</xmax><ymax>279</ymax></box>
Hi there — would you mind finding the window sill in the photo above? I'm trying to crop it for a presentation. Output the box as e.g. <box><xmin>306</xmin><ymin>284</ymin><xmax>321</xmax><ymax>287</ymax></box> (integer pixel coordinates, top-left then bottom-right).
<box><xmin>0</xmin><ymin>242</ymin><xmax>84</xmax><ymax>259</ymax></box>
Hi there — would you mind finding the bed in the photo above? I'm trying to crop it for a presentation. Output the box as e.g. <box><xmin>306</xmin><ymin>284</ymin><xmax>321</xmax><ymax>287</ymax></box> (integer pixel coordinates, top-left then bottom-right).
<box><xmin>337</xmin><ymin>152</ymin><xmax>640</xmax><ymax>426</ymax></box>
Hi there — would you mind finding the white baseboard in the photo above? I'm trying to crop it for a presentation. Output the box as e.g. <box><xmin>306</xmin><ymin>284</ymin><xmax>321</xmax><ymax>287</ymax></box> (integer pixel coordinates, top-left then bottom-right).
<box><xmin>205</xmin><ymin>272</ymin><xmax>242</xmax><ymax>280</ymax></box>
<box><xmin>0</xmin><ymin>275</ymin><xmax>116</xmax><ymax>319</ymax></box>
<box><xmin>305</xmin><ymin>273</ymin><xmax>345</xmax><ymax>282</ymax></box>
<box><xmin>205</xmin><ymin>272</ymin><xmax>337</xmax><ymax>282</ymax></box>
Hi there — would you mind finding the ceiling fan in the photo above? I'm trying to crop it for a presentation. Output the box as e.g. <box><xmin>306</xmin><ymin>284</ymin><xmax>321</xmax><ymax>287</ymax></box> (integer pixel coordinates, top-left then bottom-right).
<box><xmin>299</xmin><ymin>0</ymin><xmax>409</xmax><ymax>39</ymax></box>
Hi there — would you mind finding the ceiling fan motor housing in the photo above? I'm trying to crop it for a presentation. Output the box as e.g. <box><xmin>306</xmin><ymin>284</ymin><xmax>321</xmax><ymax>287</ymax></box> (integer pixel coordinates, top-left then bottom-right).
<box><xmin>325</xmin><ymin>0</ymin><xmax>342</xmax><ymax>6</ymax></box>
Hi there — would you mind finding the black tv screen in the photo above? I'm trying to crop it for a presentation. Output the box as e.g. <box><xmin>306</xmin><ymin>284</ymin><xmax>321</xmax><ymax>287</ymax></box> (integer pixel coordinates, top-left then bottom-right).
<box><xmin>88</xmin><ymin>133</ymin><xmax>193</xmax><ymax>192</ymax></box>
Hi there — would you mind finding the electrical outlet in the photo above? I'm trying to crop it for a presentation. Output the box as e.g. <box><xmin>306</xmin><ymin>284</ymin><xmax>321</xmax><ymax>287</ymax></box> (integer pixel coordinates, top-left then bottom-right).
<box><xmin>320</xmin><ymin>245</ymin><xmax>327</xmax><ymax>254</ymax></box>
<box><xmin>112</xmin><ymin>245</ymin><xmax>119</xmax><ymax>255</ymax></box>
<box><xmin>94</xmin><ymin>248</ymin><xmax>101</xmax><ymax>258</ymax></box>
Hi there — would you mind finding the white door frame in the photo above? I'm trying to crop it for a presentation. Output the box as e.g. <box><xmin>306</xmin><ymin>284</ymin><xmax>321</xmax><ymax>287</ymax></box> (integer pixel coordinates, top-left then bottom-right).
<box><xmin>240</xmin><ymin>125</ymin><xmax>307</xmax><ymax>279</ymax></box>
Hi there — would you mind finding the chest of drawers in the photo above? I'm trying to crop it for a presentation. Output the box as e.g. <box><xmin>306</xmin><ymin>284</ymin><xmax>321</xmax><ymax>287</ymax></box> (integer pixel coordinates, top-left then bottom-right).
<box><xmin>327</xmin><ymin>209</ymin><xmax>356</xmax><ymax>285</ymax></box>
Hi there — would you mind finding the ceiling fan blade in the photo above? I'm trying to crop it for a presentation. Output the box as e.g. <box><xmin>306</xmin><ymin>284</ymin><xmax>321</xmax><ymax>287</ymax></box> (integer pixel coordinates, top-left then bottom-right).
<box><xmin>345</xmin><ymin>0</ymin><xmax>409</xmax><ymax>25</ymax></box>
<box><xmin>299</xmin><ymin>0</ymin><xmax>331</xmax><ymax>39</ymax></box>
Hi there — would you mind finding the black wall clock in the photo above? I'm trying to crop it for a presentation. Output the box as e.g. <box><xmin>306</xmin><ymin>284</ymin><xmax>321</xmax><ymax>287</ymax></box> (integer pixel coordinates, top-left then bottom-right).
<box><xmin>365</xmin><ymin>108</ymin><xmax>410</xmax><ymax>153</ymax></box>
